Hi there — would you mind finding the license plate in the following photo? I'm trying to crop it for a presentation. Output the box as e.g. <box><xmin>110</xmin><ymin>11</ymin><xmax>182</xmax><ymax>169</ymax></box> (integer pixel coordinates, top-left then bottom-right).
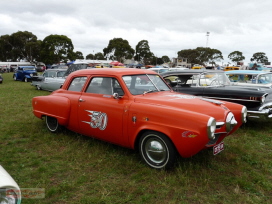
<box><xmin>213</xmin><ymin>142</ymin><xmax>224</xmax><ymax>155</ymax></box>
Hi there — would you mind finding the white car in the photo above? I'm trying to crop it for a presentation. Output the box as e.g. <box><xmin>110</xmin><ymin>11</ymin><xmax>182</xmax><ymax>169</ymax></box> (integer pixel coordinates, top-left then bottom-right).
<box><xmin>226</xmin><ymin>70</ymin><xmax>272</xmax><ymax>89</ymax></box>
<box><xmin>0</xmin><ymin>165</ymin><xmax>21</xmax><ymax>204</ymax></box>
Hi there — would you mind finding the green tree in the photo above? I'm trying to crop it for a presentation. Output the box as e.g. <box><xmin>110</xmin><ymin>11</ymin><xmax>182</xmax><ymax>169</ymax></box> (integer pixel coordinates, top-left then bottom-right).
<box><xmin>162</xmin><ymin>55</ymin><xmax>170</xmax><ymax>63</ymax></box>
<box><xmin>228</xmin><ymin>51</ymin><xmax>245</xmax><ymax>64</ymax></box>
<box><xmin>86</xmin><ymin>53</ymin><xmax>94</xmax><ymax>60</ymax></box>
<box><xmin>74</xmin><ymin>51</ymin><xmax>84</xmax><ymax>59</ymax></box>
<box><xmin>135</xmin><ymin>40</ymin><xmax>153</xmax><ymax>64</ymax></box>
<box><xmin>250</xmin><ymin>52</ymin><xmax>268</xmax><ymax>63</ymax></box>
<box><xmin>26</xmin><ymin>40</ymin><xmax>42</xmax><ymax>62</ymax></box>
<box><xmin>3</xmin><ymin>31</ymin><xmax>40</xmax><ymax>62</ymax></box>
<box><xmin>41</xmin><ymin>34</ymin><xmax>74</xmax><ymax>64</ymax></box>
<box><xmin>103</xmin><ymin>38</ymin><xmax>134</xmax><ymax>62</ymax></box>
<box><xmin>0</xmin><ymin>34</ymin><xmax>12</xmax><ymax>61</ymax></box>
<box><xmin>178</xmin><ymin>47</ymin><xmax>223</xmax><ymax>66</ymax></box>
<box><xmin>178</xmin><ymin>49</ymin><xmax>201</xmax><ymax>65</ymax></box>
<box><xmin>95</xmin><ymin>52</ymin><xmax>106</xmax><ymax>60</ymax></box>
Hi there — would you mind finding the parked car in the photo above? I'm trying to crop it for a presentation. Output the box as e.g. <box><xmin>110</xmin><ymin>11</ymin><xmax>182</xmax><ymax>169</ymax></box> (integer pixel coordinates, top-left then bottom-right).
<box><xmin>51</xmin><ymin>64</ymin><xmax>69</xmax><ymax>69</ymax></box>
<box><xmin>161</xmin><ymin>69</ymin><xmax>272</xmax><ymax>119</ymax></box>
<box><xmin>0</xmin><ymin>65</ymin><xmax>8</xmax><ymax>73</ymax></box>
<box><xmin>10</xmin><ymin>64</ymin><xmax>18</xmax><ymax>72</ymax></box>
<box><xmin>0</xmin><ymin>74</ymin><xmax>3</xmax><ymax>84</ymax></box>
<box><xmin>36</xmin><ymin>62</ymin><xmax>46</xmax><ymax>72</ymax></box>
<box><xmin>224</xmin><ymin>66</ymin><xmax>240</xmax><ymax>71</ymax></box>
<box><xmin>31</xmin><ymin>69</ymin><xmax>67</xmax><ymax>91</ymax></box>
<box><xmin>0</xmin><ymin>165</ymin><xmax>21</xmax><ymax>204</ymax></box>
<box><xmin>13</xmin><ymin>66</ymin><xmax>37</xmax><ymax>82</ymax></box>
<box><xmin>226</xmin><ymin>70</ymin><xmax>272</xmax><ymax>89</ymax></box>
<box><xmin>32</xmin><ymin>68</ymin><xmax>247</xmax><ymax>169</ymax></box>
<box><xmin>31</xmin><ymin>63</ymin><xmax>93</xmax><ymax>92</ymax></box>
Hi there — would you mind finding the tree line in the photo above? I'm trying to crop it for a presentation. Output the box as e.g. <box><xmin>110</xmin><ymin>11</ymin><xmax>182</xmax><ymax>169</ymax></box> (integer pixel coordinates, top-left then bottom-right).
<box><xmin>0</xmin><ymin>31</ymin><xmax>269</xmax><ymax>65</ymax></box>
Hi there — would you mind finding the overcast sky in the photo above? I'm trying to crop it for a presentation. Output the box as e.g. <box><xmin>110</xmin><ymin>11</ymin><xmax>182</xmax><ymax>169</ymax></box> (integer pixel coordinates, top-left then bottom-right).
<box><xmin>1</xmin><ymin>0</ymin><xmax>271</xmax><ymax>65</ymax></box>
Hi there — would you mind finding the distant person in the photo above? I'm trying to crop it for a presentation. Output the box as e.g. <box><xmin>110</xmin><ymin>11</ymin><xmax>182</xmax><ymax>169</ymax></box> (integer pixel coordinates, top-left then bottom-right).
<box><xmin>239</xmin><ymin>63</ymin><xmax>246</xmax><ymax>70</ymax></box>
<box><xmin>251</xmin><ymin>63</ymin><xmax>258</xmax><ymax>70</ymax></box>
<box><xmin>239</xmin><ymin>63</ymin><xmax>246</xmax><ymax>81</ymax></box>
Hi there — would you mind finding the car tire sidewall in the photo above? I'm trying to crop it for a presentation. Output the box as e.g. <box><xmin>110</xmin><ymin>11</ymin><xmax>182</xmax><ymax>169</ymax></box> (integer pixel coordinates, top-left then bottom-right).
<box><xmin>139</xmin><ymin>131</ymin><xmax>177</xmax><ymax>170</ymax></box>
<box><xmin>13</xmin><ymin>75</ymin><xmax>17</xmax><ymax>81</ymax></box>
<box><xmin>45</xmin><ymin>116</ymin><xmax>60</xmax><ymax>133</ymax></box>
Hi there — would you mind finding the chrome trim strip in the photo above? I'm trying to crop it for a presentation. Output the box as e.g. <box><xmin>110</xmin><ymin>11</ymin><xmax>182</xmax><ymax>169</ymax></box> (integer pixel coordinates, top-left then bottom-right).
<box><xmin>204</xmin><ymin>96</ymin><xmax>260</xmax><ymax>103</ymax></box>
<box><xmin>216</xmin><ymin>122</ymin><xmax>225</xmax><ymax>126</ymax></box>
<box><xmin>259</xmin><ymin>102</ymin><xmax>272</xmax><ymax>111</ymax></box>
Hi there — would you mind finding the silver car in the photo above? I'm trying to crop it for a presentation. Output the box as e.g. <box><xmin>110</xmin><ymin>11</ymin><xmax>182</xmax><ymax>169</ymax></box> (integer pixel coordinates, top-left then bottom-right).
<box><xmin>0</xmin><ymin>165</ymin><xmax>21</xmax><ymax>204</ymax></box>
<box><xmin>31</xmin><ymin>69</ymin><xmax>66</xmax><ymax>91</ymax></box>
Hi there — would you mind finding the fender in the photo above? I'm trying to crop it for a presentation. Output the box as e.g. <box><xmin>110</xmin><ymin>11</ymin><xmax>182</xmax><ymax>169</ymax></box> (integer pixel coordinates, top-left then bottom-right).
<box><xmin>32</xmin><ymin>95</ymin><xmax>71</xmax><ymax>126</ymax></box>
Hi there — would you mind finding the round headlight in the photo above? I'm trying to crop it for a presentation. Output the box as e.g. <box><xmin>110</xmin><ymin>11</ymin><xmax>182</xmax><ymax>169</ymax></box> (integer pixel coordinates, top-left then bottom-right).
<box><xmin>30</xmin><ymin>74</ymin><xmax>33</xmax><ymax>77</ymax></box>
<box><xmin>241</xmin><ymin>106</ymin><xmax>247</xmax><ymax>123</ymax></box>
<box><xmin>207</xmin><ymin>117</ymin><xmax>216</xmax><ymax>140</ymax></box>
<box><xmin>226</xmin><ymin>112</ymin><xmax>238</xmax><ymax>132</ymax></box>
<box><xmin>261</xmin><ymin>94</ymin><xmax>266</xmax><ymax>104</ymax></box>
<box><xmin>0</xmin><ymin>188</ymin><xmax>19</xmax><ymax>204</ymax></box>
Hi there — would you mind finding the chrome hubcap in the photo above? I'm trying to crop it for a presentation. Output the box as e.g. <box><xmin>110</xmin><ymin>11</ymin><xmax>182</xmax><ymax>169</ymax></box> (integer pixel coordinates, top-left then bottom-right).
<box><xmin>144</xmin><ymin>138</ymin><xmax>166</xmax><ymax>163</ymax></box>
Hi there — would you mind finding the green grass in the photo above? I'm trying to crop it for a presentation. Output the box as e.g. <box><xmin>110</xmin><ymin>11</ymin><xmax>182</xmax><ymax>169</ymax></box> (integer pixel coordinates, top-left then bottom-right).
<box><xmin>0</xmin><ymin>72</ymin><xmax>271</xmax><ymax>204</ymax></box>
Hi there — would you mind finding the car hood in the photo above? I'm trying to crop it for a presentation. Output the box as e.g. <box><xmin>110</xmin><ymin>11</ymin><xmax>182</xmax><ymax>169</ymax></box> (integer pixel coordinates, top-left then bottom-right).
<box><xmin>23</xmin><ymin>70</ymin><xmax>37</xmax><ymax>74</ymax></box>
<box><xmin>0</xmin><ymin>165</ymin><xmax>21</xmax><ymax>202</ymax></box>
<box><xmin>134</xmin><ymin>91</ymin><xmax>230</xmax><ymax>120</ymax></box>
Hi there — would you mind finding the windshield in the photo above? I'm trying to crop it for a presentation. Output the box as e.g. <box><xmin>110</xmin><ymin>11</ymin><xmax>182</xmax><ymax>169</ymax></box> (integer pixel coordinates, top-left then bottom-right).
<box><xmin>256</xmin><ymin>73</ymin><xmax>272</xmax><ymax>84</ymax></box>
<box><xmin>197</xmin><ymin>72</ymin><xmax>231</xmax><ymax>86</ymax></box>
<box><xmin>23</xmin><ymin>67</ymin><xmax>36</xmax><ymax>71</ymax></box>
<box><xmin>122</xmin><ymin>74</ymin><xmax>170</xmax><ymax>95</ymax></box>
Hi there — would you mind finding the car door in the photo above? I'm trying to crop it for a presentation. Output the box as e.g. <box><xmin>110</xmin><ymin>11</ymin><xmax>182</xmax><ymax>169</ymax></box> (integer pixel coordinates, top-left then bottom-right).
<box><xmin>77</xmin><ymin>76</ymin><xmax>129</xmax><ymax>146</ymax></box>
<box><xmin>16</xmin><ymin>67</ymin><xmax>24</xmax><ymax>80</ymax></box>
<box><xmin>43</xmin><ymin>71</ymin><xmax>64</xmax><ymax>91</ymax></box>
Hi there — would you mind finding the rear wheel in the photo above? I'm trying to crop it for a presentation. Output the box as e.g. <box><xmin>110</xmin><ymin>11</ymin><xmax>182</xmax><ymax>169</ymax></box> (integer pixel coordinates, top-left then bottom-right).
<box><xmin>36</xmin><ymin>85</ymin><xmax>41</xmax><ymax>90</ymax></box>
<box><xmin>139</xmin><ymin>131</ymin><xmax>177</xmax><ymax>169</ymax></box>
<box><xmin>45</xmin><ymin>116</ymin><xmax>61</xmax><ymax>133</ymax></box>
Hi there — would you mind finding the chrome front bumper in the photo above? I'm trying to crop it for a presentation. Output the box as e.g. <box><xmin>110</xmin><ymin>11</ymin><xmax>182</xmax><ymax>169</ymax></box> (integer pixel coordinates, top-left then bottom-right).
<box><xmin>248</xmin><ymin>102</ymin><xmax>272</xmax><ymax>119</ymax></box>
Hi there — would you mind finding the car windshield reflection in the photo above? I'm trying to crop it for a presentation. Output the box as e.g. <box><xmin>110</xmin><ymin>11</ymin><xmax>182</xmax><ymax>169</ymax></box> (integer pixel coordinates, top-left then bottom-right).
<box><xmin>122</xmin><ymin>74</ymin><xmax>170</xmax><ymax>95</ymax></box>
<box><xmin>197</xmin><ymin>72</ymin><xmax>231</xmax><ymax>86</ymax></box>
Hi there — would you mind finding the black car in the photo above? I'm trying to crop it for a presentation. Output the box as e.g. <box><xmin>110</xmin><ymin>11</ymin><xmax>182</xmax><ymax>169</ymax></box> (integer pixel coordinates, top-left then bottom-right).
<box><xmin>0</xmin><ymin>74</ymin><xmax>3</xmax><ymax>84</ymax></box>
<box><xmin>161</xmin><ymin>69</ymin><xmax>272</xmax><ymax>119</ymax></box>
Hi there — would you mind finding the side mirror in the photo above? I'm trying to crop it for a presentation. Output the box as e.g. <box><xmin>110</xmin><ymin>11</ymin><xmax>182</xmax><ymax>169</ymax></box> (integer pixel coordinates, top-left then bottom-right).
<box><xmin>113</xmin><ymin>93</ymin><xmax>122</xmax><ymax>99</ymax></box>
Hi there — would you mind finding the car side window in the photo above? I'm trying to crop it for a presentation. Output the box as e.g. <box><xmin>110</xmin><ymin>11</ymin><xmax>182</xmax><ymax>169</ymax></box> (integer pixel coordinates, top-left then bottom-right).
<box><xmin>67</xmin><ymin>77</ymin><xmax>87</xmax><ymax>92</ymax></box>
<box><xmin>86</xmin><ymin>77</ymin><xmax>124</xmax><ymax>96</ymax></box>
<box><xmin>43</xmin><ymin>72</ymin><xmax>49</xmax><ymax>77</ymax></box>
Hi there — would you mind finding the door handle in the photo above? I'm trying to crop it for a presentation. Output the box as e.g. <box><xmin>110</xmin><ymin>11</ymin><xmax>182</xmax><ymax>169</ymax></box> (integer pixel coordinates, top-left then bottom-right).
<box><xmin>79</xmin><ymin>98</ymin><xmax>85</xmax><ymax>102</ymax></box>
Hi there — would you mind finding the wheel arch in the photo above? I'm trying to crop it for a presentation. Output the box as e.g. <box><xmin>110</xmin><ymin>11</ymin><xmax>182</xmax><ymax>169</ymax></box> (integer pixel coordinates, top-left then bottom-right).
<box><xmin>133</xmin><ymin>128</ymin><xmax>177</xmax><ymax>153</ymax></box>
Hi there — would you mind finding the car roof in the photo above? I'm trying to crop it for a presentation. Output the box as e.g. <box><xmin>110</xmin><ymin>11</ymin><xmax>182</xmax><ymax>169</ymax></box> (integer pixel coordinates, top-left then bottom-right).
<box><xmin>70</xmin><ymin>68</ymin><xmax>157</xmax><ymax>76</ymax></box>
<box><xmin>225</xmin><ymin>70</ymin><xmax>270</xmax><ymax>74</ymax></box>
<box><xmin>45</xmin><ymin>69</ymin><xmax>67</xmax><ymax>72</ymax></box>
<box><xmin>18</xmin><ymin>66</ymin><xmax>35</xmax><ymax>68</ymax></box>
<box><xmin>160</xmin><ymin>69</ymin><xmax>224</xmax><ymax>76</ymax></box>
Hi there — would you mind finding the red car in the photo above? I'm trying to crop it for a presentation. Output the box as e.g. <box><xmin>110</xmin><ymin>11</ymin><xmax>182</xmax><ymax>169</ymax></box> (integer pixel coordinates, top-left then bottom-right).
<box><xmin>32</xmin><ymin>68</ymin><xmax>247</xmax><ymax>169</ymax></box>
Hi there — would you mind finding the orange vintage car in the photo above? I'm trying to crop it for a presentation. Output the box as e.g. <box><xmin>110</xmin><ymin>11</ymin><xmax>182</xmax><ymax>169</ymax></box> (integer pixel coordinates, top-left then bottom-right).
<box><xmin>32</xmin><ymin>68</ymin><xmax>247</xmax><ymax>169</ymax></box>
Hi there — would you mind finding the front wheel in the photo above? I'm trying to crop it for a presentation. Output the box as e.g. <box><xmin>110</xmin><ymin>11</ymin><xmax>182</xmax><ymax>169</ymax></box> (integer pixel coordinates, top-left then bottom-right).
<box><xmin>139</xmin><ymin>131</ymin><xmax>177</xmax><ymax>169</ymax></box>
<box><xmin>36</xmin><ymin>85</ymin><xmax>41</xmax><ymax>90</ymax></box>
<box><xmin>13</xmin><ymin>75</ymin><xmax>17</xmax><ymax>81</ymax></box>
<box><xmin>45</xmin><ymin>116</ymin><xmax>61</xmax><ymax>133</ymax></box>
<box><xmin>24</xmin><ymin>78</ymin><xmax>28</xmax><ymax>82</ymax></box>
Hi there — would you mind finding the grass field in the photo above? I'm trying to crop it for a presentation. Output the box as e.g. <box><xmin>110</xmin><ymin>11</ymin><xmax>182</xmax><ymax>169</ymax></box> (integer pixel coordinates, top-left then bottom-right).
<box><xmin>0</xmin><ymin>72</ymin><xmax>271</xmax><ymax>204</ymax></box>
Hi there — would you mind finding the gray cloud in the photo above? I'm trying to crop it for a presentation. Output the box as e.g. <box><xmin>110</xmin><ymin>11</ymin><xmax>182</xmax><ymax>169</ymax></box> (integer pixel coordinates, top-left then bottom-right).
<box><xmin>1</xmin><ymin>0</ymin><xmax>272</xmax><ymax>64</ymax></box>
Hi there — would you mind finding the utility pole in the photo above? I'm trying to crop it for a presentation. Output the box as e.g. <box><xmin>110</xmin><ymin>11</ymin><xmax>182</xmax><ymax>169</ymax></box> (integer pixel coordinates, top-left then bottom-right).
<box><xmin>206</xmin><ymin>32</ymin><xmax>210</xmax><ymax>47</ymax></box>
